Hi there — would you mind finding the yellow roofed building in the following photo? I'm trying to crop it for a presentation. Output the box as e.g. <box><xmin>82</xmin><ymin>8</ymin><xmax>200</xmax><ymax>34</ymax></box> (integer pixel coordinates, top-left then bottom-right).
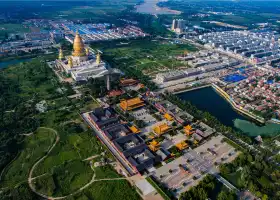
<box><xmin>153</xmin><ymin>123</ymin><xmax>171</xmax><ymax>136</ymax></box>
<box><xmin>120</xmin><ymin>97</ymin><xmax>145</xmax><ymax>111</ymax></box>
<box><xmin>164</xmin><ymin>113</ymin><xmax>173</xmax><ymax>121</ymax></box>
<box><xmin>176</xmin><ymin>141</ymin><xmax>188</xmax><ymax>150</ymax></box>
<box><xmin>148</xmin><ymin>140</ymin><xmax>160</xmax><ymax>152</ymax></box>
<box><xmin>184</xmin><ymin>125</ymin><xmax>194</xmax><ymax>135</ymax></box>
<box><xmin>129</xmin><ymin>126</ymin><xmax>140</xmax><ymax>134</ymax></box>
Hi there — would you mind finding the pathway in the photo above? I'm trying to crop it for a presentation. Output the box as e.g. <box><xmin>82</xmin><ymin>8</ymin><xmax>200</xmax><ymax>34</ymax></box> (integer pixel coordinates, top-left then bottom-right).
<box><xmin>83</xmin><ymin>155</ymin><xmax>100</xmax><ymax>161</ymax></box>
<box><xmin>26</xmin><ymin>127</ymin><xmax>134</xmax><ymax>200</ymax></box>
<box><xmin>28</xmin><ymin>127</ymin><xmax>60</xmax><ymax>199</ymax></box>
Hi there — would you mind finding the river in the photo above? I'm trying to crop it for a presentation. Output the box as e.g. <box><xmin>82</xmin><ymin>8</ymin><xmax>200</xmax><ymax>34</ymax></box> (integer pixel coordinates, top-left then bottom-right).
<box><xmin>0</xmin><ymin>58</ymin><xmax>32</xmax><ymax>69</ymax></box>
<box><xmin>177</xmin><ymin>87</ymin><xmax>280</xmax><ymax>137</ymax></box>
<box><xmin>135</xmin><ymin>0</ymin><xmax>181</xmax><ymax>15</ymax></box>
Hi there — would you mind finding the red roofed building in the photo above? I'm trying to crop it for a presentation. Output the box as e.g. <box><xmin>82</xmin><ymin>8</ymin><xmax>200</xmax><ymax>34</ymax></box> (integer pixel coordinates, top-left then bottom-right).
<box><xmin>108</xmin><ymin>89</ymin><xmax>124</xmax><ymax>97</ymax></box>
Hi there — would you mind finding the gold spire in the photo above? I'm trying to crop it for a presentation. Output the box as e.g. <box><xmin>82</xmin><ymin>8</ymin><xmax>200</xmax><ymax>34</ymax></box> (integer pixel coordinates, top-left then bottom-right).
<box><xmin>68</xmin><ymin>57</ymin><xmax>73</xmax><ymax>68</ymax></box>
<box><xmin>58</xmin><ymin>48</ymin><xmax>64</xmax><ymax>60</ymax></box>
<box><xmin>72</xmin><ymin>30</ymin><xmax>86</xmax><ymax>57</ymax></box>
<box><xmin>96</xmin><ymin>52</ymin><xmax>101</xmax><ymax>64</ymax></box>
<box><xmin>85</xmin><ymin>47</ymin><xmax>89</xmax><ymax>56</ymax></box>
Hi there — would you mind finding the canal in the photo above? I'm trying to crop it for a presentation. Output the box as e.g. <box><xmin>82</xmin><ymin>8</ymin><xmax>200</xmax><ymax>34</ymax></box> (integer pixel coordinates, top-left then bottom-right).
<box><xmin>0</xmin><ymin>58</ymin><xmax>32</xmax><ymax>69</ymax></box>
<box><xmin>177</xmin><ymin>87</ymin><xmax>280</xmax><ymax>137</ymax></box>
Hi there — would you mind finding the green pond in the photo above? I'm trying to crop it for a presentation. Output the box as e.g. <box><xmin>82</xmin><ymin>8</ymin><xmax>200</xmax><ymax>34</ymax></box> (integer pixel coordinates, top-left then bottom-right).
<box><xmin>177</xmin><ymin>87</ymin><xmax>280</xmax><ymax>137</ymax></box>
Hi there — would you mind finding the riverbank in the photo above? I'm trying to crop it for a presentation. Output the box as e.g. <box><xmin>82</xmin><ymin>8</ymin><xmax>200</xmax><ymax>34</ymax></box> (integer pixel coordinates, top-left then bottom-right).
<box><xmin>135</xmin><ymin>0</ymin><xmax>181</xmax><ymax>15</ymax></box>
<box><xmin>174</xmin><ymin>84</ymin><xmax>266</xmax><ymax>124</ymax></box>
<box><xmin>173</xmin><ymin>84</ymin><xmax>211</xmax><ymax>94</ymax></box>
<box><xmin>211</xmin><ymin>83</ymin><xmax>265</xmax><ymax>124</ymax></box>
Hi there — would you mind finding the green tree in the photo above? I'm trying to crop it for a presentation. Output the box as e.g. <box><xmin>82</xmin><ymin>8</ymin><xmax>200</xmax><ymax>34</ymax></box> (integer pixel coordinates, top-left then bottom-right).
<box><xmin>217</xmin><ymin>190</ymin><xmax>236</xmax><ymax>200</ymax></box>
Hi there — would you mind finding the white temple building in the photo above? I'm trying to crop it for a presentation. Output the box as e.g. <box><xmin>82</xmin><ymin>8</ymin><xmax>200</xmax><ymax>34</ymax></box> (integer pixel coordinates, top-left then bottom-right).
<box><xmin>56</xmin><ymin>31</ymin><xmax>115</xmax><ymax>82</ymax></box>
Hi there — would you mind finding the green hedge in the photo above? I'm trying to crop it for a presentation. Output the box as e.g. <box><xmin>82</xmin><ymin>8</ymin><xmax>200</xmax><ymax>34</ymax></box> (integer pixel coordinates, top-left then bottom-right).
<box><xmin>146</xmin><ymin>177</ymin><xmax>171</xmax><ymax>200</ymax></box>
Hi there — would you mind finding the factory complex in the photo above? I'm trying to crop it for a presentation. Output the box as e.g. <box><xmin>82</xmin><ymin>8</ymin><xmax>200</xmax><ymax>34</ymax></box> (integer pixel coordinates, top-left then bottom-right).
<box><xmin>198</xmin><ymin>30</ymin><xmax>280</xmax><ymax>66</ymax></box>
<box><xmin>1</xmin><ymin>19</ymin><xmax>147</xmax><ymax>57</ymax></box>
<box><xmin>63</xmin><ymin>23</ymin><xmax>147</xmax><ymax>43</ymax></box>
<box><xmin>155</xmin><ymin>50</ymin><xmax>241</xmax><ymax>84</ymax></box>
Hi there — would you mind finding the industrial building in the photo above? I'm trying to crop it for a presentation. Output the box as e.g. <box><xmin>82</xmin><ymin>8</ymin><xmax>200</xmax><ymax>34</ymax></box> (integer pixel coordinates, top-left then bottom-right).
<box><xmin>198</xmin><ymin>30</ymin><xmax>280</xmax><ymax>66</ymax></box>
<box><xmin>62</xmin><ymin>23</ymin><xmax>147</xmax><ymax>43</ymax></box>
<box><xmin>156</xmin><ymin>71</ymin><xmax>186</xmax><ymax>83</ymax></box>
<box><xmin>155</xmin><ymin>50</ymin><xmax>240</xmax><ymax>84</ymax></box>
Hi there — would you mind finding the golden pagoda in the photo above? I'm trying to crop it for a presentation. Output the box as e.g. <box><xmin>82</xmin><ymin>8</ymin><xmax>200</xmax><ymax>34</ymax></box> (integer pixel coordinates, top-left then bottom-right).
<box><xmin>72</xmin><ymin>31</ymin><xmax>86</xmax><ymax>57</ymax></box>
<box><xmin>58</xmin><ymin>48</ymin><xmax>64</xmax><ymax>60</ymax></box>
<box><xmin>96</xmin><ymin>52</ymin><xmax>101</xmax><ymax>64</ymax></box>
<box><xmin>68</xmin><ymin>57</ymin><xmax>73</xmax><ymax>68</ymax></box>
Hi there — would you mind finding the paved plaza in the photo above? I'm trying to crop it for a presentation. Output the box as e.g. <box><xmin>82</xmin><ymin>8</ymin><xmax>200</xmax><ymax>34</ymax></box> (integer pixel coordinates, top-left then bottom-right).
<box><xmin>151</xmin><ymin>135</ymin><xmax>240</xmax><ymax>197</ymax></box>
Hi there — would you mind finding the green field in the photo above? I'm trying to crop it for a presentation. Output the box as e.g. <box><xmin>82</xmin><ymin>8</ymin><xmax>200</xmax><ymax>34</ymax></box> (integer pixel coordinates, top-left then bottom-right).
<box><xmin>92</xmin><ymin>38</ymin><xmax>197</xmax><ymax>76</ymax></box>
<box><xmin>33</xmin><ymin>129</ymin><xmax>102</xmax><ymax>177</ymax></box>
<box><xmin>73</xmin><ymin>166</ymin><xmax>140</xmax><ymax>200</ymax></box>
<box><xmin>0</xmin><ymin>128</ymin><xmax>56</xmax><ymax>187</ymax></box>
<box><xmin>38</xmin><ymin>0</ymin><xmax>142</xmax><ymax>22</ymax></box>
<box><xmin>0</xmin><ymin>23</ymin><xmax>29</xmax><ymax>40</ymax></box>
<box><xmin>0</xmin><ymin>57</ymin><xmax>139</xmax><ymax>199</ymax></box>
<box><xmin>34</xmin><ymin>160</ymin><xmax>94</xmax><ymax>196</ymax></box>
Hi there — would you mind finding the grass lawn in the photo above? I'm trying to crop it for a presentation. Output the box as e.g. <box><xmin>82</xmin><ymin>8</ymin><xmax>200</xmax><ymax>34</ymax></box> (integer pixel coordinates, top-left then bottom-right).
<box><xmin>73</xmin><ymin>166</ymin><xmax>140</xmax><ymax>200</ymax></box>
<box><xmin>34</xmin><ymin>164</ymin><xmax>141</xmax><ymax>198</ymax></box>
<box><xmin>95</xmin><ymin>165</ymin><xmax>121</xmax><ymax>179</ymax></box>
<box><xmin>146</xmin><ymin>177</ymin><xmax>171</xmax><ymax>200</ymax></box>
<box><xmin>34</xmin><ymin>165</ymin><xmax>141</xmax><ymax>199</ymax></box>
<box><xmin>0</xmin><ymin>128</ymin><xmax>56</xmax><ymax>187</ymax></box>
<box><xmin>92</xmin><ymin>38</ymin><xmax>197</xmax><ymax>75</ymax></box>
<box><xmin>33</xmin><ymin>128</ymin><xmax>102</xmax><ymax>176</ymax></box>
<box><xmin>34</xmin><ymin>160</ymin><xmax>94</xmax><ymax>197</ymax></box>
<box><xmin>0</xmin><ymin>23</ymin><xmax>29</xmax><ymax>39</ymax></box>
<box><xmin>79</xmin><ymin>180</ymin><xmax>140</xmax><ymax>200</ymax></box>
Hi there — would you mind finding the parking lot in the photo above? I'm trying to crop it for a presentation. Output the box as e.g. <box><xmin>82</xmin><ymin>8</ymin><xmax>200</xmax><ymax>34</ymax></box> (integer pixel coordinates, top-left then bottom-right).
<box><xmin>152</xmin><ymin>135</ymin><xmax>240</xmax><ymax>197</ymax></box>
<box><xmin>152</xmin><ymin>156</ymin><xmax>202</xmax><ymax>198</ymax></box>
<box><xmin>194</xmin><ymin>134</ymin><xmax>238</xmax><ymax>165</ymax></box>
